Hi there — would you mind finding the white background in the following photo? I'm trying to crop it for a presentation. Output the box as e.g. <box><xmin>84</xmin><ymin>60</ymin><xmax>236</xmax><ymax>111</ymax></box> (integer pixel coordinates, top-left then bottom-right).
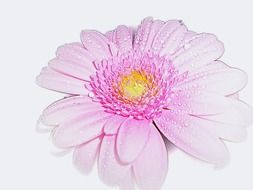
<box><xmin>0</xmin><ymin>0</ymin><xmax>253</xmax><ymax>189</ymax></box>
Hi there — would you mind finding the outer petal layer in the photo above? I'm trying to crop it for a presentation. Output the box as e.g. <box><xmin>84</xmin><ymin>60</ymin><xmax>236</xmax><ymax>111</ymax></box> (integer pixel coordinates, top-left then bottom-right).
<box><xmin>175</xmin><ymin>61</ymin><xmax>247</xmax><ymax>96</ymax></box>
<box><xmin>119</xmin><ymin>170</ymin><xmax>135</xmax><ymax>190</ymax></box>
<box><xmin>152</xmin><ymin>20</ymin><xmax>187</xmax><ymax>55</ymax></box>
<box><xmin>155</xmin><ymin>110</ymin><xmax>229</xmax><ymax>166</ymax></box>
<box><xmin>48</xmin><ymin>58</ymin><xmax>92</xmax><ymax>81</ymax></box>
<box><xmin>133</xmin><ymin>126</ymin><xmax>168</xmax><ymax>190</ymax></box>
<box><xmin>172</xmin><ymin>33</ymin><xmax>224</xmax><ymax>73</ymax></box>
<box><xmin>134</xmin><ymin>17</ymin><xmax>153</xmax><ymax>51</ymax></box>
<box><xmin>73</xmin><ymin>137</ymin><xmax>101</xmax><ymax>174</ymax></box>
<box><xmin>103</xmin><ymin>115</ymin><xmax>127</xmax><ymax>135</ymax></box>
<box><xmin>168</xmin><ymin>90</ymin><xmax>231</xmax><ymax>115</ymax></box>
<box><xmin>202</xmin><ymin>98</ymin><xmax>253</xmax><ymax>127</ymax></box>
<box><xmin>116</xmin><ymin>119</ymin><xmax>151</xmax><ymax>163</ymax></box>
<box><xmin>56</xmin><ymin>42</ymin><xmax>95</xmax><ymax>71</ymax></box>
<box><xmin>106</xmin><ymin>25</ymin><xmax>133</xmax><ymax>54</ymax></box>
<box><xmin>81</xmin><ymin>30</ymin><xmax>117</xmax><ymax>60</ymax></box>
<box><xmin>98</xmin><ymin>135</ymin><xmax>130</xmax><ymax>186</ymax></box>
<box><xmin>52</xmin><ymin>110</ymin><xmax>110</xmax><ymax>148</ymax></box>
<box><xmin>37</xmin><ymin>42</ymin><xmax>98</xmax><ymax>94</ymax></box>
<box><xmin>36</xmin><ymin>67</ymin><xmax>88</xmax><ymax>95</ymax></box>
<box><xmin>41</xmin><ymin>96</ymin><xmax>100</xmax><ymax>126</ymax></box>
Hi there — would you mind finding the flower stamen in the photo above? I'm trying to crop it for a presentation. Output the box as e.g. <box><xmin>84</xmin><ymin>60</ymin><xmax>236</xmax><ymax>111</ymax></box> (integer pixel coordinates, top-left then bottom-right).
<box><xmin>119</xmin><ymin>70</ymin><xmax>150</xmax><ymax>100</ymax></box>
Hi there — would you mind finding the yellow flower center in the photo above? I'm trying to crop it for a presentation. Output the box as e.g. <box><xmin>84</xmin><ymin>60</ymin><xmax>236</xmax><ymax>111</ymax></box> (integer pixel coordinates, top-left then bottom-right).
<box><xmin>119</xmin><ymin>70</ymin><xmax>150</xmax><ymax>100</ymax></box>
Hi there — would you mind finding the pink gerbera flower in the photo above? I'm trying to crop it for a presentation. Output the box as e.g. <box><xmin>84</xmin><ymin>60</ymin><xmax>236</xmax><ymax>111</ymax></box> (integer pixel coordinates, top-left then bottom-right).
<box><xmin>37</xmin><ymin>17</ymin><xmax>253</xmax><ymax>190</ymax></box>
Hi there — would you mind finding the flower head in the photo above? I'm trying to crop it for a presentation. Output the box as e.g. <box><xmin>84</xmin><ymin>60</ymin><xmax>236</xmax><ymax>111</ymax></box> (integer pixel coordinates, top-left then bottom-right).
<box><xmin>37</xmin><ymin>17</ymin><xmax>253</xmax><ymax>190</ymax></box>
<box><xmin>89</xmin><ymin>51</ymin><xmax>180</xmax><ymax>120</ymax></box>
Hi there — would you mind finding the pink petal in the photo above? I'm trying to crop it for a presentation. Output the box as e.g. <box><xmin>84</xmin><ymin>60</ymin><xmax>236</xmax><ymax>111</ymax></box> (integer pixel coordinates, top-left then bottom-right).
<box><xmin>135</xmin><ymin>17</ymin><xmax>187</xmax><ymax>53</ymax></box>
<box><xmin>52</xmin><ymin>110</ymin><xmax>110</xmax><ymax>148</ymax></box>
<box><xmin>42</xmin><ymin>95</ymin><xmax>90</xmax><ymax>114</ymax></box>
<box><xmin>56</xmin><ymin>42</ymin><xmax>95</xmax><ymax>71</ymax></box>
<box><xmin>134</xmin><ymin>17</ymin><xmax>153</xmax><ymax>51</ymax></box>
<box><xmin>133</xmin><ymin>127</ymin><xmax>168</xmax><ymax>190</ymax></box>
<box><xmin>41</xmin><ymin>96</ymin><xmax>101</xmax><ymax>126</ymax></box>
<box><xmin>119</xmin><ymin>170</ymin><xmax>135</xmax><ymax>190</ymax></box>
<box><xmin>155</xmin><ymin>110</ymin><xmax>229</xmax><ymax>166</ymax></box>
<box><xmin>116</xmin><ymin>119</ymin><xmax>151</xmax><ymax>163</ymax></box>
<box><xmin>184</xmin><ymin>60</ymin><xmax>228</xmax><ymax>75</ymax></box>
<box><xmin>80</xmin><ymin>30</ymin><xmax>117</xmax><ymax>60</ymax></box>
<box><xmin>168</xmin><ymin>90</ymin><xmax>231</xmax><ymax>115</ymax></box>
<box><xmin>36</xmin><ymin>67</ymin><xmax>88</xmax><ymax>95</ymax></box>
<box><xmin>228</xmin><ymin>99</ymin><xmax>253</xmax><ymax>126</ymax></box>
<box><xmin>48</xmin><ymin>58</ymin><xmax>92</xmax><ymax>81</ymax></box>
<box><xmin>202</xmin><ymin>98</ymin><xmax>253</xmax><ymax>127</ymax></box>
<box><xmin>152</xmin><ymin>20</ymin><xmax>185</xmax><ymax>54</ymax></box>
<box><xmin>201</xmin><ymin>117</ymin><xmax>247</xmax><ymax>142</ymax></box>
<box><xmin>98</xmin><ymin>135</ymin><xmax>130</xmax><ymax>186</ymax></box>
<box><xmin>107</xmin><ymin>25</ymin><xmax>133</xmax><ymax>54</ymax></box>
<box><xmin>159</xmin><ymin>22</ymin><xmax>188</xmax><ymax>56</ymax></box>
<box><xmin>144</xmin><ymin>19</ymin><xmax>164</xmax><ymax>51</ymax></box>
<box><xmin>175</xmin><ymin>61</ymin><xmax>247</xmax><ymax>96</ymax></box>
<box><xmin>103</xmin><ymin>115</ymin><xmax>127</xmax><ymax>135</ymax></box>
<box><xmin>172</xmin><ymin>33</ymin><xmax>224</xmax><ymax>73</ymax></box>
<box><xmin>105</xmin><ymin>30</ymin><xmax>115</xmax><ymax>42</ymax></box>
<box><xmin>177</xmin><ymin>31</ymin><xmax>197</xmax><ymax>48</ymax></box>
<box><xmin>73</xmin><ymin>137</ymin><xmax>101</xmax><ymax>174</ymax></box>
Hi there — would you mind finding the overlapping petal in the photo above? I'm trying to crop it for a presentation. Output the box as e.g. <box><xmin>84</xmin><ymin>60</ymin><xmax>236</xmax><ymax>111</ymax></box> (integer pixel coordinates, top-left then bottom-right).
<box><xmin>175</xmin><ymin>61</ymin><xmax>247</xmax><ymax>96</ymax></box>
<box><xmin>41</xmin><ymin>95</ymin><xmax>101</xmax><ymax>125</ymax></box>
<box><xmin>73</xmin><ymin>137</ymin><xmax>102</xmax><ymax>174</ymax></box>
<box><xmin>202</xmin><ymin>98</ymin><xmax>253</xmax><ymax>127</ymax></box>
<box><xmin>106</xmin><ymin>25</ymin><xmax>133</xmax><ymax>54</ymax></box>
<box><xmin>52</xmin><ymin>108</ymin><xmax>111</xmax><ymax>148</ymax></box>
<box><xmin>134</xmin><ymin>17</ymin><xmax>153</xmax><ymax>51</ymax></box>
<box><xmin>98</xmin><ymin>135</ymin><xmax>130</xmax><ymax>186</ymax></box>
<box><xmin>119</xmin><ymin>170</ymin><xmax>135</xmax><ymax>190</ymax></box>
<box><xmin>116</xmin><ymin>119</ymin><xmax>151</xmax><ymax>163</ymax></box>
<box><xmin>36</xmin><ymin>67</ymin><xmax>89</xmax><ymax>95</ymax></box>
<box><xmin>48</xmin><ymin>58</ymin><xmax>92</xmax><ymax>81</ymax></box>
<box><xmin>56</xmin><ymin>42</ymin><xmax>95</xmax><ymax>71</ymax></box>
<box><xmin>167</xmin><ymin>90</ymin><xmax>231</xmax><ymax>115</ymax></box>
<box><xmin>155</xmin><ymin>110</ymin><xmax>229</xmax><ymax>166</ymax></box>
<box><xmin>134</xmin><ymin>17</ymin><xmax>188</xmax><ymax>55</ymax></box>
<box><xmin>103</xmin><ymin>115</ymin><xmax>127</xmax><ymax>135</ymax></box>
<box><xmin>133</xmin><ymin>127</ymin><xmax>168</xmax><ymax>190</ymax></box>
<box><xmin>81</xmin><ymin>30</ymin><xmax>118</xmax><ymax>59</ymax></box>
<box><xmin>171</xmin><ymin>33</ymin><xmax>224</xmax><ymax>73</ymax></box>
<box><xmin>152</xmin><ymin>20</ymin><xmax>187</xmax><ymax>55</ymax></box>
<box><xmin>143</xmin><ymin>19</ymin><xmax>164</xmax><ymax>51</ymax></box>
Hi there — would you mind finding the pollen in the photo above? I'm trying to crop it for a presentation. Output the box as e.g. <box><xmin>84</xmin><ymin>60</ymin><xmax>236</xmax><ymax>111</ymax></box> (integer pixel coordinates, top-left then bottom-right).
<box><xmin>119</xmin><ymin>70</ymin><xmax>150</xmax><ymax>100</ymax></box>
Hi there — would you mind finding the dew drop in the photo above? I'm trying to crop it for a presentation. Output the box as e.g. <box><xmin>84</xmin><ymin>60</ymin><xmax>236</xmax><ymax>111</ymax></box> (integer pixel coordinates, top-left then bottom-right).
<box><xmin>88</xmin><ymin>92</ymin><xmax>95</xmax><ymax>98</ymax></box>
